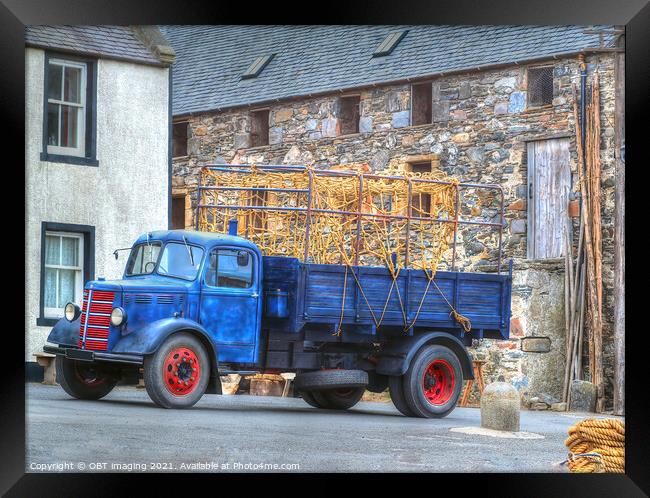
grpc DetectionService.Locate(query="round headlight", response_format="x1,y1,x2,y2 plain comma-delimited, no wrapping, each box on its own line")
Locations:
64,302,80,322
110,307,127,327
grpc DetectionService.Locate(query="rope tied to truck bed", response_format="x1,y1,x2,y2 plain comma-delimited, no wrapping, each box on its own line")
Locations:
402,270,472,333
562,418,625,473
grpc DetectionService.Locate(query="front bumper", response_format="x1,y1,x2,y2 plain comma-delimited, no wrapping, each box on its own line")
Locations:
43,344,143,365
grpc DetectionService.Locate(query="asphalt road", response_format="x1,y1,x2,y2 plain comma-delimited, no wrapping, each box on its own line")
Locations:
26,383,621,473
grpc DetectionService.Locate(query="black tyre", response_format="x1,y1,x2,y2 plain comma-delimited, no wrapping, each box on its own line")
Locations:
388,375,416,417
294,369,368,391
144,332,210,409
300,390,322,408
55,356,118,400
402,344,463,418
312,387,365,410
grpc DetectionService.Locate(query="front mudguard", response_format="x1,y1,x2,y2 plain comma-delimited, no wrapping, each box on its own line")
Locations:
376,331,474,380
46,318,80,347
114,318,222,394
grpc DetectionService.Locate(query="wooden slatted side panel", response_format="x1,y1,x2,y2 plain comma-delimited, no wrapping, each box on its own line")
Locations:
527,138,572,259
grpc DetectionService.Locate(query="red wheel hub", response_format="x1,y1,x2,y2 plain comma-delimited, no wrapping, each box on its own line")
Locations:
163,347,201,395
422,359,455,405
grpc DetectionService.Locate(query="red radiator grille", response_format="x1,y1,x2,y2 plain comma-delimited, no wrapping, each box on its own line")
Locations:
78,290,115,351
89,301,113,313
92,290,115,302
84,339,109,350
85,327,110,339
86,314,111,326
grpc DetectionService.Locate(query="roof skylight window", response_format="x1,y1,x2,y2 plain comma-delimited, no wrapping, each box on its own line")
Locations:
241,54,275,79
373,30,408,57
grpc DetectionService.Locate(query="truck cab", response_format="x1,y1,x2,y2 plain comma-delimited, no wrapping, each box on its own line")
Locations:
45,230,263,408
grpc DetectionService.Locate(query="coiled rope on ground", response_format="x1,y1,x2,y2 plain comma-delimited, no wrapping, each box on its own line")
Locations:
564,418,625,473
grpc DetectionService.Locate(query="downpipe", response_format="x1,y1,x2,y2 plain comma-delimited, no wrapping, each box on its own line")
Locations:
579,54,587,160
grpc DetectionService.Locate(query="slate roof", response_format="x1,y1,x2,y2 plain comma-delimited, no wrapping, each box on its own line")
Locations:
25,25,164,66
159,25,617,117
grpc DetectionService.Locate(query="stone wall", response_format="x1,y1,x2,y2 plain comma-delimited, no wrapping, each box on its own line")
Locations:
173,53,619,408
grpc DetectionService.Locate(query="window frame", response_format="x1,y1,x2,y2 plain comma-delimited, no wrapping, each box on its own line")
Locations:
40,52,98,167
204,248,256,290
42,231,84,318
172,120,189,158
46,58,87,158
407,160,434,216
526,65,554,109
410,82,433,126
38,222,95,327
337,95,361,136
250,109,270,147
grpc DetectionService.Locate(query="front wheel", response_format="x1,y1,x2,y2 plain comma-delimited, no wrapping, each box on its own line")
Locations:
55,356,118,400
144,332,209,409
402,344,463,418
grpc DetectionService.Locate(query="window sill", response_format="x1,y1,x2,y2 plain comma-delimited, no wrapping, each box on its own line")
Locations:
407,122,435,130
334,132,361,139
37,317,60,327
40,152,99,167
524,104,553,113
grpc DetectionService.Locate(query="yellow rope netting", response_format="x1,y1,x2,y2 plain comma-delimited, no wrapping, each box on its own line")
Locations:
198,164,458,269
198,164,471,332
564,418,625,473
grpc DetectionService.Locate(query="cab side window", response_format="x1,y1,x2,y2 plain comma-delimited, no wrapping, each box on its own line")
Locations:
205,249,253,289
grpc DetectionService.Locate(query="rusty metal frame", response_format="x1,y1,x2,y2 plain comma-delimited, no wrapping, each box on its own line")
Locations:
198,163,506,274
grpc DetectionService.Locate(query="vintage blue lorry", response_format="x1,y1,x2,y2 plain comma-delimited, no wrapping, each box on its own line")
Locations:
44,165,512,418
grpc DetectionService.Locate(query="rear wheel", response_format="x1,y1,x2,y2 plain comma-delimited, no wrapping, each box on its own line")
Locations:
312,387,365,410
402,344,463,418
388,375,415,417
55,356,118,400
144,333,209,409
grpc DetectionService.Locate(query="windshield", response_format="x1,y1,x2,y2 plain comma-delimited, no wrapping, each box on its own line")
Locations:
157,242,204,280
125,242,162,276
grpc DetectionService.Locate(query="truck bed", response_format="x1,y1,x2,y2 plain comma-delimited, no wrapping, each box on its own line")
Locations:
262,256,512,340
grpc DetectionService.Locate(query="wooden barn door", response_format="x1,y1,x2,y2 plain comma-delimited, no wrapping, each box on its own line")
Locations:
527,138,572,259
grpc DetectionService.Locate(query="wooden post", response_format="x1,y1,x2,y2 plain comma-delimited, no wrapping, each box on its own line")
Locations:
573,83,602,409
613,32,625,415
590,74,605,413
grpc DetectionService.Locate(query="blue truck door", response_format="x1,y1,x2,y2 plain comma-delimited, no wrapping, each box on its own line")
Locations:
199,247,261,364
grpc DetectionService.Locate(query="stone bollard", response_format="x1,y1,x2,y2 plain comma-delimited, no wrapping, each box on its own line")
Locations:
569,380,597,412
480,381,520,432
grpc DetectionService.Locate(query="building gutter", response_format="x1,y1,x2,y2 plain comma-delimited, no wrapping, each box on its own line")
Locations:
171,47,622,119
24,43,167,68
